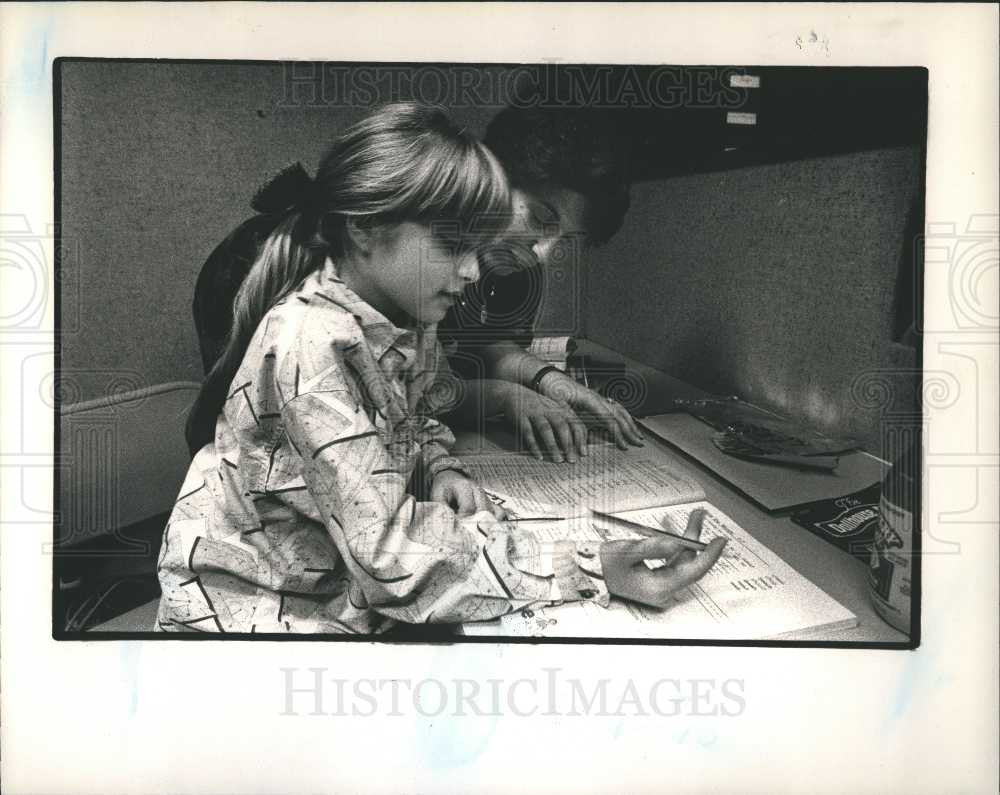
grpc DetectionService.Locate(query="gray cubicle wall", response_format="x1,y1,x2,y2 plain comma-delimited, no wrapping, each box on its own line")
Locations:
58,60,504,404
581,146,923,454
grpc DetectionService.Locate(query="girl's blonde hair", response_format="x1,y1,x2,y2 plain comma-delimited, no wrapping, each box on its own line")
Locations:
187,102,512,453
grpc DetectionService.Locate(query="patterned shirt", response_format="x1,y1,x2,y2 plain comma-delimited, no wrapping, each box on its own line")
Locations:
156,259,608,634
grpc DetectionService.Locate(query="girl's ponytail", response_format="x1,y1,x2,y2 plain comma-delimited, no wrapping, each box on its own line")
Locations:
250,162,321,216
185,166,326,454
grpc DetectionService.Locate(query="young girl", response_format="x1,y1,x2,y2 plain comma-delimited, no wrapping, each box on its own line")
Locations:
157,103,724,634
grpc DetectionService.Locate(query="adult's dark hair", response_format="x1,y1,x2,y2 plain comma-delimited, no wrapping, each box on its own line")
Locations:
484,106,631,246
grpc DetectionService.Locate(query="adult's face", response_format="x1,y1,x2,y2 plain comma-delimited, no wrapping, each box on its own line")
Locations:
509,186,589,268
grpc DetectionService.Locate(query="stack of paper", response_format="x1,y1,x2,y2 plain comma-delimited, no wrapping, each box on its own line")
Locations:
461,441,858,640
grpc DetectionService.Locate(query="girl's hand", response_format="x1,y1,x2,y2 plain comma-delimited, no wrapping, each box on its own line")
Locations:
430,469,507,519
537,370,645,451
599,510,726,609
499,383,589,463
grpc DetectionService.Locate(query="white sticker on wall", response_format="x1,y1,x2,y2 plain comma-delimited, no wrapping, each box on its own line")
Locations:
730,74,761,88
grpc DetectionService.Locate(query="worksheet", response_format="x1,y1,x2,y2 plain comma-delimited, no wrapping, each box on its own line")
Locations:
464,501,859,640
462,441,705,519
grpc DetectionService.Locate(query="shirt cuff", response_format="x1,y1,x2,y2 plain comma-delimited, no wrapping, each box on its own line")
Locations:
423,446,470,482
507,530,610,609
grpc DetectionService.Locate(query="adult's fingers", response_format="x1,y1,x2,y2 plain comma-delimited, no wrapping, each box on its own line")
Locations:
548,412,579,463
597,401,629,449
516,413,543,460
547,399,588,460
611,403,645,446
566,408,589,458
531,414,564,463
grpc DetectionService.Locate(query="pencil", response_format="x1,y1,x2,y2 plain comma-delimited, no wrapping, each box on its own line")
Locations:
506,516,566,522
590,509,709,551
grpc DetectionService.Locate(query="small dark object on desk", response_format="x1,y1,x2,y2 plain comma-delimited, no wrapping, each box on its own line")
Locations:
790,482,881,561
713,431,841,472
677,396,858,456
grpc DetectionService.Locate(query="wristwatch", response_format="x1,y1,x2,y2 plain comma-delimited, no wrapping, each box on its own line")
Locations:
529,365,561,393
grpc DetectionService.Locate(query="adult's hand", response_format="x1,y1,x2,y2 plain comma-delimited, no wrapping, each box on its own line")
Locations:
498,383,589,463
537,370,645,451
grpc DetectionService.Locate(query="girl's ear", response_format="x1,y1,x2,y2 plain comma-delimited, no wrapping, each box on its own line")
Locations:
344,217,376,256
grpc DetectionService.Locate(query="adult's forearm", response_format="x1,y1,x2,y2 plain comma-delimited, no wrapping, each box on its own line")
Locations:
480,340,550,387
443,378,517,427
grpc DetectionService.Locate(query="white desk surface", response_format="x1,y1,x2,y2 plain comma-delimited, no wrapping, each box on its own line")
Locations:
453,340,909,645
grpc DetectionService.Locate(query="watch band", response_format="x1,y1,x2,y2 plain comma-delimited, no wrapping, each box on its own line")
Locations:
529,365,561,393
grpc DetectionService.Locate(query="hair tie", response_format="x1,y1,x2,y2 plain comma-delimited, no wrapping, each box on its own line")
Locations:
251,162,321,216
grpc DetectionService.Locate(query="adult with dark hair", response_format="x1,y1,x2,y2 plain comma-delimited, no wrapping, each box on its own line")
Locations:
438,105,644,463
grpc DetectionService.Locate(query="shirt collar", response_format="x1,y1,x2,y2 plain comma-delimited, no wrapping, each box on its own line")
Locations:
315,258,419,366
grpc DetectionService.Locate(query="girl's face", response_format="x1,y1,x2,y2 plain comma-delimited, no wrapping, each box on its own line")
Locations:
350,221,480,326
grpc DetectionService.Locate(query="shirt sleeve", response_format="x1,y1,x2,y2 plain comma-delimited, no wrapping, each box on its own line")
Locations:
412,334,470,482
281,384,609,625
